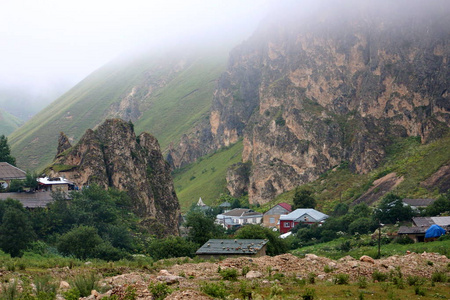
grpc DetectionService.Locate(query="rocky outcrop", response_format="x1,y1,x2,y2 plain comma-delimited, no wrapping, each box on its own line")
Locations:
47,119,180,237
55,132,72,158
168,0,450,204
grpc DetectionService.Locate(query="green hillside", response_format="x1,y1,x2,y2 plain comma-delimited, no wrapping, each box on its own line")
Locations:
173,140,243,212
0,108,23,136
9,46,228,171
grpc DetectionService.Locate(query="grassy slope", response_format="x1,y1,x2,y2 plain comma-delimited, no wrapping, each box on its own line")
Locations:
173,141,243,212
9,49,227,171
259,134,450,214
0,109,23,136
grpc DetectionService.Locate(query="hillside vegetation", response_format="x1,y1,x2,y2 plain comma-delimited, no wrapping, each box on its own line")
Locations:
9,46,228,171
173,141,243,211
0,108,23,136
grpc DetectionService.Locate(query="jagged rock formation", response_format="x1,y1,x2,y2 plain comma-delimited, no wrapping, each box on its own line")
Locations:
47,119,180,237
55,132,72,158
168,0,450,204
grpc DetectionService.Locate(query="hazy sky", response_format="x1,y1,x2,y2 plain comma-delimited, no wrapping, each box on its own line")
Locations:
0,0,270,93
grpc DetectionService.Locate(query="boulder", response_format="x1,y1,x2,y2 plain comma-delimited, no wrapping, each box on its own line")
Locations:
359,255,375,264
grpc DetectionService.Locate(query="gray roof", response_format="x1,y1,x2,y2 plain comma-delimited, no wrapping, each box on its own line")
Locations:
397,226,427,234
413,216,450,228
0,162,26,180
219,201,231,207
279,208,329,222
220,208,262,217
0,192,54,208
196,239,268,255
403,198,436,207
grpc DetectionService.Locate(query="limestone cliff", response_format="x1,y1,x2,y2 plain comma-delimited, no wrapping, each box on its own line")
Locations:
48,119,180,237
168,0,450,204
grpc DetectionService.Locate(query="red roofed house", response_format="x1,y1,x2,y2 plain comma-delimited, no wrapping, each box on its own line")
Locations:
263,202,292,229
279,208,329,234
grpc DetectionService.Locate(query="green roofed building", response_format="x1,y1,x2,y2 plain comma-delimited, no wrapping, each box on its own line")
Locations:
196,239,268,259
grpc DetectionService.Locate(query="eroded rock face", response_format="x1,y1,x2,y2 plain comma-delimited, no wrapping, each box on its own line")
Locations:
168,1,450,204
47,119,180,237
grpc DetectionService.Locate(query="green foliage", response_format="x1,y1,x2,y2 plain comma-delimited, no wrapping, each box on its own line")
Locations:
0,109,23,136
373,193,414,224
292,188,316,209
302,287,315,300
424,193,450,216
57,226,103,260
34,275,57,300
0,279,19,300
24,171,39,190
200,282,226,299
431,272,447,283
63,288,80,300
0,205,35,257
333,273,350,285
71,273,99,297
234,224,289,256
146,236,198,260
0,135,16,165
173,141,243,211
372,270,388,282
184,210,225,245
358,276,368,288
307,273,316,284
219,268,238,281
148,282,172,300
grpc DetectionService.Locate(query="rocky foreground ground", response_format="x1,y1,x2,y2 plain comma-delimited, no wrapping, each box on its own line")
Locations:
86,251,449,299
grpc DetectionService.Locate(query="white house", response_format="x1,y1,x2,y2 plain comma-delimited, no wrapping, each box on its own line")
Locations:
216,208,263,229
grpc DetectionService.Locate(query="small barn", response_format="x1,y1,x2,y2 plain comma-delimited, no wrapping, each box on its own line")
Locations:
196,239,268,259
263,202,292,229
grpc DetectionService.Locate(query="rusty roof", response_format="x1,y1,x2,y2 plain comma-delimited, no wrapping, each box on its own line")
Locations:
0,162,26,180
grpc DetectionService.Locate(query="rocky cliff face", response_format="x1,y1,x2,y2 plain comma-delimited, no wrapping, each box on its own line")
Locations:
168,0,450,204
48,119,180,237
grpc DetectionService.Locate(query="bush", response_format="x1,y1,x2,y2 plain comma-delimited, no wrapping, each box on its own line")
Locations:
394,235,414,244
333,273,349,285
372,270,388,282
307,273,316,284
219,268,238,281
241,266,250,276
407,275,425,286
302,288,315,300
148,282,172,300
147,236,198,260
200,282,226,299
57,226,103,260
357,276,368,288
34,275,58,300
71,273,99,297
431,272,447,283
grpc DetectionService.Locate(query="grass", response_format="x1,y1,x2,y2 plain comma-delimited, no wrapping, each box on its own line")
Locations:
0,108,23,136
9,46,228,172
173,141,243,212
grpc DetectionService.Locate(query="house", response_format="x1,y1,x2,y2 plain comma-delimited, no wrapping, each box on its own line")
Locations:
279,208,329,234
0,162,26,189
397,216,450,242
38,177,75,192
402,198,436,211
216,208,263,229
263,202,292,229
195,197,210,211
196,239,268,259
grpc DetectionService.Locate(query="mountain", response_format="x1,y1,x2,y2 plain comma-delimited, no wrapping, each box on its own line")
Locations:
9,44,229,171
168,0,450,204
0,108,23,136
45,119,180,237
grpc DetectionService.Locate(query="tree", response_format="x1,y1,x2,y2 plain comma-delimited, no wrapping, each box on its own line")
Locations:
235,224,289,256
0,135,16,165
0,207,35,257
424,193,450,216
147,236,198,260
292,188,316,209
57,225,103,260
184,211,225,245
373,193,414,224
24,171,39,191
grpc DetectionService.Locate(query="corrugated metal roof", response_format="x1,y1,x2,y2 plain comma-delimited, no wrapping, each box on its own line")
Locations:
431,216,450,227
397,226,426,234
38,177,74,185
196,239,268,255
0,162,26,180
0,192,54,208
220,208,262,217
413,216,450,228
279,208,328,222
278,202,292,212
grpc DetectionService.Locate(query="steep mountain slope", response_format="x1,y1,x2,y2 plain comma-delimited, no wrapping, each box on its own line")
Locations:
45,119,180,237
9,45,229,171
0,108,23,136
168,0,450,204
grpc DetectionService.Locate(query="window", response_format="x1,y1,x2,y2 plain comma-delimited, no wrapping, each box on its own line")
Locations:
269,217,275,224
284,222,290,228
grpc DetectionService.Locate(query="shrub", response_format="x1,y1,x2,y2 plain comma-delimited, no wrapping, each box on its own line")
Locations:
241,265,250,276
71,273,99,297
392,276,405,289
431,272,447,283
394,236,414,245
219,268,238,281
200,282,226,299
407,275,425,286
357,276,368,288
63,288,80,300
414,286,425,296
0,279,19,300
148,282,172,300
307,273,316,284
333,273,349,285
34,275,58,300
302,288,315,300
147,236,198,260
372,270,388,282
270,284,284,297
57,226,103,260
239,281,252,300
323,265,333,273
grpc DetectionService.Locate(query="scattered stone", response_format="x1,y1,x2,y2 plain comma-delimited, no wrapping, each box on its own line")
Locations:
59,281,70,289
246,271,263,279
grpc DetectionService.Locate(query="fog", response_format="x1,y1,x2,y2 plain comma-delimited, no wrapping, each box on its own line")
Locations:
0,0,270,117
